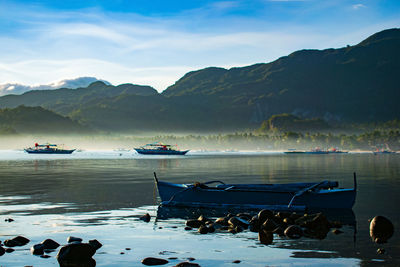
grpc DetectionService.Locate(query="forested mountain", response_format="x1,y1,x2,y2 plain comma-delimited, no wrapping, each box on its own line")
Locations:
0,106,90,134
0,28,398,133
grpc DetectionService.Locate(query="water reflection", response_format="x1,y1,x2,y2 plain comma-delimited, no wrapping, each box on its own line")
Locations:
0,152,399,266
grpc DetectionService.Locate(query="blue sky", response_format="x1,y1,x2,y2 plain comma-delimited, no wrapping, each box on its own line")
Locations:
0,0,399,92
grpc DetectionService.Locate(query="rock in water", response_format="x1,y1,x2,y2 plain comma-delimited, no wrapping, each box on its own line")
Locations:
370,216,394,243
174,262,200,267
67,236,83,243
41,239,60,250
0,246,5,256
140,213,151,222
57,242,96,266
258,230,273,245
141,257,169,265
4,236,30,247
186,219,203,228
88,239,102,250
31,244,45,255
284,225,303,239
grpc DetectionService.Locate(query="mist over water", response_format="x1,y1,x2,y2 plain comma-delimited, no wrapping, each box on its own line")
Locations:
0,151,399,266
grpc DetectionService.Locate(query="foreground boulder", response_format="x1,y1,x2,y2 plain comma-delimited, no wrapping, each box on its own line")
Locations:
174,262,201,267
57,242,97,267
31,244,45,255
370,216,394,244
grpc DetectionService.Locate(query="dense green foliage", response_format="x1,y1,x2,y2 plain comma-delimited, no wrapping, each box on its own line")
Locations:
0,29,398,133
0,106,90,134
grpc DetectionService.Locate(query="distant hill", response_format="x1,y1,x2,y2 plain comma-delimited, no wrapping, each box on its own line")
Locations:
0,106,90,134
0,81,158,115
259,113,330,133
0,28,399,133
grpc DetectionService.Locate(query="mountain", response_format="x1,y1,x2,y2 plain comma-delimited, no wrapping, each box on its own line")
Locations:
0,77,110,96
0,81,158,115
0,28,399,133
163,28,400,123
0,106,90,134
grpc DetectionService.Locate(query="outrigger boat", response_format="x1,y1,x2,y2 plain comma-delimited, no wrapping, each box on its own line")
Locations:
154,172,357,211
24,143,75,154
135,142,189,155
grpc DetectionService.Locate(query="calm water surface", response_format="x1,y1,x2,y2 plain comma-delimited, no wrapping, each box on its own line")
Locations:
0,151,399,266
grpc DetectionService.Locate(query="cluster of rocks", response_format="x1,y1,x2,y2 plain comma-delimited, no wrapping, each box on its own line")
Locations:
184,210,345,244
0,234,102,267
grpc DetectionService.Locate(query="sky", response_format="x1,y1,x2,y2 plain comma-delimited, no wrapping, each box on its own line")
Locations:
0,0,399,93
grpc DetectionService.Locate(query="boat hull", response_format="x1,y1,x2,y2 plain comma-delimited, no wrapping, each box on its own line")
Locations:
157,181,356,210
135,149,189,155
24,149,75,154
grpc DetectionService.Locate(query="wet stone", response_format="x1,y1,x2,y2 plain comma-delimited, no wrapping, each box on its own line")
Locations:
232,260,241,263
67,236,83,243
198,225,208,234
184,226,193,231
141,257,169,265
41,239,60,250
186,219,203,228
370,216,394,244
377,248,386,254
284,225,303,239
4,236,30,247
40,254,51,258
5,248,14,253
140,213,151,223
258,230,273,245
31,244,45,255
88,239,102,250
174,262,201,267
56,242,96,263
332,229,344,235
0,246,5,256
258,209,274,224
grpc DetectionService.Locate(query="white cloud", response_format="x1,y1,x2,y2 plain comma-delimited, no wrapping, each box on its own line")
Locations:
352,4,366,10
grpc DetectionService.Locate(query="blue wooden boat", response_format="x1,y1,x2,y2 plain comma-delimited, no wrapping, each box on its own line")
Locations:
154,173,357,211
135,142,189,155
24,143,75,154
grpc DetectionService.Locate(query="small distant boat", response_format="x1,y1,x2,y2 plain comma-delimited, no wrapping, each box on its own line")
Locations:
373,149,396,155
284,149,306,154
328,147,349,154
154,172,357,211
134,142,189,155
24,143,75,154
305,147,329,154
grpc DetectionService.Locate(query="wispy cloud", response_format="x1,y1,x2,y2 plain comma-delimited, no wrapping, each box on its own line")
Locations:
352,3,366,10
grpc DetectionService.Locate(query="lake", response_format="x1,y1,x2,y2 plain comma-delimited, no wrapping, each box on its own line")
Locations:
0,150,399,266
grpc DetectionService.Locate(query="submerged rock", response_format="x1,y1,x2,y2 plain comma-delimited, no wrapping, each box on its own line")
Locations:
174,262,200,267
140,213,151,223
370,216,394,244
141,257,169,265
